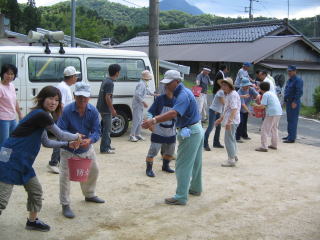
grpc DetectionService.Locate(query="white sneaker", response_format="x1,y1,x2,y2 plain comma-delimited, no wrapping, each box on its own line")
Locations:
221,159,236,167
136,135,145,141
47,164,60,174
129,136,138,142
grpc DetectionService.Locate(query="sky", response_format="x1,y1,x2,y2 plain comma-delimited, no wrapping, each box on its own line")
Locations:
17,0,320,19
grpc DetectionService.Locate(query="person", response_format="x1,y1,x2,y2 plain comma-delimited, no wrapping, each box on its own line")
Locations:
196,67,213,122
234,62,251,90
253,82,282,152
212,65,228,96
283,65,303,143
258,70,277,95
215,77,241,167
97,64,121,154
142,70,203,206
48,66,80,174
204,79,225,151
145,87,176,177
58,82,104,219
129,70,156,142
0,64,23,148
0,86,81,232
236,78,258,143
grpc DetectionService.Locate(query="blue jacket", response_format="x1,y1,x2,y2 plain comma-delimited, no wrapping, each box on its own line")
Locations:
284,75,303,104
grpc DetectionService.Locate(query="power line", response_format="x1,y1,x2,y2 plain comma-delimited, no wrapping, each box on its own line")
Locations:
117,0,144,8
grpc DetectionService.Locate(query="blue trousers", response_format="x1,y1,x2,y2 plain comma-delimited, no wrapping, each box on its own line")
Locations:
0,119,17,148
100,113,112,152
236,112,249,140
174,123,203,204
204,109,221,147
286,102,300,141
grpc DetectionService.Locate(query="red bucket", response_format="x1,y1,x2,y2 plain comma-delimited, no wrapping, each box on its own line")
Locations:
253,107,265,118
68,157,92,182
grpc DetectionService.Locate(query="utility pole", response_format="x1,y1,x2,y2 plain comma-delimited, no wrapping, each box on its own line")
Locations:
149,0,160,89
71,0,76,47
314,16,319,37
249,0,253,21
287,0,289,19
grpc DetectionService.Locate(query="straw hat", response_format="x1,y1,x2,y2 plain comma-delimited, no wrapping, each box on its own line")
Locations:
220,77,234,90
141,70,153,80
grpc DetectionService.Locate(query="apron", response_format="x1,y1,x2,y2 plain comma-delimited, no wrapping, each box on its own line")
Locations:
0,109,45,185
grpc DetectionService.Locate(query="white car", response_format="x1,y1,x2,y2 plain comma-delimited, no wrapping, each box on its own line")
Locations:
0,46,155,137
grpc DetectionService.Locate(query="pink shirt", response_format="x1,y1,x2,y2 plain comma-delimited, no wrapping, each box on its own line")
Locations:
0,82,17,120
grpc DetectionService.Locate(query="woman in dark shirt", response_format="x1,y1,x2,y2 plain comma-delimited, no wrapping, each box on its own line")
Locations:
0,86,81,232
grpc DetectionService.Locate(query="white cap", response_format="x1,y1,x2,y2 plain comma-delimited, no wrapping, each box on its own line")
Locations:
160,70,183,84
74,82,91,97
203,67,211,72
64,66,81,77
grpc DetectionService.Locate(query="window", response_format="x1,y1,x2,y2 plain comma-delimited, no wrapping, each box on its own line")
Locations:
28,56,81,82
87,58,146,82
0,54,16,68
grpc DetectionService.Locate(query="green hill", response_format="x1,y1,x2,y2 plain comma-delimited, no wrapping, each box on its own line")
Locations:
26,0,319,43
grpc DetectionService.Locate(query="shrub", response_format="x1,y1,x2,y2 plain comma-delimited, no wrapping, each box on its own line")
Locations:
313,86,320,112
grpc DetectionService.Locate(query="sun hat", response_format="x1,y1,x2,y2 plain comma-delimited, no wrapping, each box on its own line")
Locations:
240,77,252,87
141,70,153,80
160,70,183,84
64,66,81,77
220,77,234,90
74,82,91,97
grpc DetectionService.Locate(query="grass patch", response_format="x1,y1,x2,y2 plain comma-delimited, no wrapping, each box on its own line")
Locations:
300,105,320,120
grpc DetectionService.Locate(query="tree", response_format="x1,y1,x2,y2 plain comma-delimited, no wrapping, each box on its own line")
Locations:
22,0,41,33
0,0,22,31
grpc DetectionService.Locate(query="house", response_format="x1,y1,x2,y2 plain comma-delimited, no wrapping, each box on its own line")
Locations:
116,19,320,106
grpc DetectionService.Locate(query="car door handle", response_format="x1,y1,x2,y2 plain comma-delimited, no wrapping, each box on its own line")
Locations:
32,88,37,96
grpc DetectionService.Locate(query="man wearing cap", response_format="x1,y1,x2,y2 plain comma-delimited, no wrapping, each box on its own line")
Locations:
235,62,252,91
97,64,121,154
196,67,213,122
47,66,80,174
283,65,303,143
58,82,104,219
129,70,156,142
236,78,258,143
142,70,203,206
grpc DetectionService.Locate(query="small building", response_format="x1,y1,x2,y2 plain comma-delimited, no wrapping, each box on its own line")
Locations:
116,19,320,106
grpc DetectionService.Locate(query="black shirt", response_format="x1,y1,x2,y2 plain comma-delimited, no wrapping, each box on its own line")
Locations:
96,77,114,113
11,111,54,138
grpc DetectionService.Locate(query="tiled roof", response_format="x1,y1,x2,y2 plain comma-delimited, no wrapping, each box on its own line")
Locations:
119,19,288,47
310,38,320,49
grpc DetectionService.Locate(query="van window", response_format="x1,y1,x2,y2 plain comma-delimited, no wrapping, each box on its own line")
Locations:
0,54,16,67
87,58,146,82
28,56,81,82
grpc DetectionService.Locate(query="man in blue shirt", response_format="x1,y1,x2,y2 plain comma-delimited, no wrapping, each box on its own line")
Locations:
58,82,104,219
142,70,203,206
283,65,303,143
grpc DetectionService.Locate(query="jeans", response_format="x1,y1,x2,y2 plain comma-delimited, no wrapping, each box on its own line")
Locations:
49,148,60,166
204,109,221,147
100,113,112,152
225,124,238,160
236,112,249,140
0,119,17,148
286,102,300,141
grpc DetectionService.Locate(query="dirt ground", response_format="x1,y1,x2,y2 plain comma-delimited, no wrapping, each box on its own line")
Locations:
0,129,319,240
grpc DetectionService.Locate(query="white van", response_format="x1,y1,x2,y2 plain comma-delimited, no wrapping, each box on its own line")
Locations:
0,46,155,137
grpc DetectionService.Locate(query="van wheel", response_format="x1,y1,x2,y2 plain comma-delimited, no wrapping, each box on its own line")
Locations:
111,110,129,137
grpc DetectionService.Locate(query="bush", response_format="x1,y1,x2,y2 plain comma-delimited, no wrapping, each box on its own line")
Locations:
313,86,320,112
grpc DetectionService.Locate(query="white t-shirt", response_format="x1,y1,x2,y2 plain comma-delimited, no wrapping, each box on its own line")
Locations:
209,89,224,113
222,90,241,126
56,81,73,106
264,75,277,96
